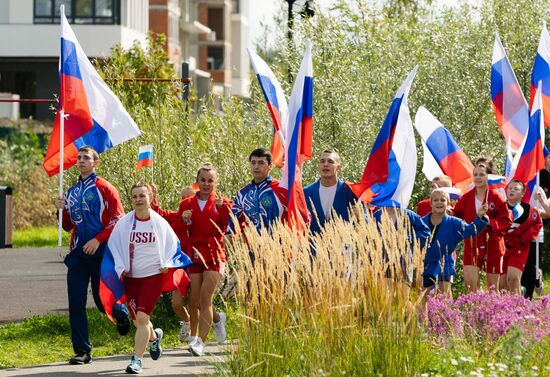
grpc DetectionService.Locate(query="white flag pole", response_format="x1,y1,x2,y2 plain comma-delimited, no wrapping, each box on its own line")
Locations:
536,172,541,276
57,4,65,247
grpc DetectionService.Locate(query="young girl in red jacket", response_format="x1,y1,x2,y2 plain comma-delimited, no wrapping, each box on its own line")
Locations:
452,164,512,292
179,164,231,356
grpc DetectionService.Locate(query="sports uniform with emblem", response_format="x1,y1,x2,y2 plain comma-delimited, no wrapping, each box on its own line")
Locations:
452,165,512,291
230,148,288,233
56,146,124,365
501,180,543,294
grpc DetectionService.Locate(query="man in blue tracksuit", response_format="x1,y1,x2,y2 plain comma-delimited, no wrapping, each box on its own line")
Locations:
55,146,125,364
304,150,358,235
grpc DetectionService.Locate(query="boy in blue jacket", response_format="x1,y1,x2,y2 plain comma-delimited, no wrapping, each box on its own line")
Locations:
422,189,489,296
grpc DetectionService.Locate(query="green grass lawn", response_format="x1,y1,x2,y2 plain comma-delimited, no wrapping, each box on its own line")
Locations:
12,226,70,248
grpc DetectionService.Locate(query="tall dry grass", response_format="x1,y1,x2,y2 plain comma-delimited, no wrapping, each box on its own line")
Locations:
223,209,434,376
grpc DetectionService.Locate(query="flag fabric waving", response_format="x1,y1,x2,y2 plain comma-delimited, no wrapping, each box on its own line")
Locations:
248,48,288,168
504,136,514,182
43,9,140,176
491,34,529,152
510,81,546,203
531,26,550,129
350,67,418,208
414,106,474,192
280,41,313,229
135,145,153,172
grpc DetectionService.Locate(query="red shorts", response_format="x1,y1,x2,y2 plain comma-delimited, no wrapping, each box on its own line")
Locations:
463,246,503,274
187,260,225,275
502,248,529,273
463,246,486,269
123,273,164,320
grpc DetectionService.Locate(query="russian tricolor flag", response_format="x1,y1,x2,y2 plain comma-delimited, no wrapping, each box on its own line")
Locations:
43,7,140,177
414,106,474,192
531,26,550,129
135,145,153,172
487,174,507,189
350,67,418,208
248,48,288,168
280,41,313,229
510,81,546,202
491,34,530,152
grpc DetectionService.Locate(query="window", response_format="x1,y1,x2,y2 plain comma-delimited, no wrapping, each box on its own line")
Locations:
207,46,224,71
34,0,120,24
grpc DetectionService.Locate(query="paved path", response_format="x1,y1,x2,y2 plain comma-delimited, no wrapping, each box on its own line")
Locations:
0,247,98,322
0,344,227,376
0,248,230,375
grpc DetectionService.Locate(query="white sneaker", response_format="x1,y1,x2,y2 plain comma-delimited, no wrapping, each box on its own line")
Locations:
187,336,197,351
179,321,191,342
213,312,227,344
189,337,205,356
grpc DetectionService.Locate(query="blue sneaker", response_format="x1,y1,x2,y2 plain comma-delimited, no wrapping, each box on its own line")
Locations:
149,328,163,360
125,354,142,374
113,304,130,336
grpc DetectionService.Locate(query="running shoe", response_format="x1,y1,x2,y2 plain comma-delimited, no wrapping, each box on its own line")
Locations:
149,328,163,360
213,312,227,344
189,337,205,356
69,350,92,365
125,354,142,374
179,320,191,342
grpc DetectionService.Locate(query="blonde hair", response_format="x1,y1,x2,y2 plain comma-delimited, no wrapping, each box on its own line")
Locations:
430,188,450,203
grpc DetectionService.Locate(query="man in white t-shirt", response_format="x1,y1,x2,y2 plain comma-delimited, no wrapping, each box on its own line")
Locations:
304,150,358,234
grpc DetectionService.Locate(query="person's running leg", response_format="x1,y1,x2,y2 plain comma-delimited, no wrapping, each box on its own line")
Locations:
89,257,105,313
463,265,480,292
198,270,222,341
66,254,92,360
189,273,203,339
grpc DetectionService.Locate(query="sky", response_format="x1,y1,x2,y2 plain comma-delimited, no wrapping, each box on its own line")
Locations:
247,0,477,49
248,0,333,49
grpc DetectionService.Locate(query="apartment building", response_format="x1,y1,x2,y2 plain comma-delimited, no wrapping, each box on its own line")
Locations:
0,0,249,121
0,0,149,120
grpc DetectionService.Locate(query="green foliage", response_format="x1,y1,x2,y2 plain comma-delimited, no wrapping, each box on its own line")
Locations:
0,132,57,229
12,226,70,248
251,0,550,205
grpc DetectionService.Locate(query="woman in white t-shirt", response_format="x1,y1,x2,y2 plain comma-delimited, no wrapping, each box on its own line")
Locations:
105,183,192,374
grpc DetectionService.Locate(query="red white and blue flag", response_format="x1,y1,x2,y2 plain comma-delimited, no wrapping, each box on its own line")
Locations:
487,174,507,189
504,136,514,182
99,210,192,322
491,34,529,152
135,145,153,172
248,48,288,168
351,67,418,208
510,81,546,202
531,26,550,129
280,42,313,229
414,106,474,193
43,8,140,176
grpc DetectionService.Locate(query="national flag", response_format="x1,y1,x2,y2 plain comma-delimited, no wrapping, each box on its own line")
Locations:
248,48,288,168
135,145,153,172
280,41,313,229
531,26,550,129
350,67,418,208
510,81,546,202
504,136,514,182
437,186,462,201
487,174,506,189
43,8,140,176
414,106,474,192
491,34,529,152
99,210,192,322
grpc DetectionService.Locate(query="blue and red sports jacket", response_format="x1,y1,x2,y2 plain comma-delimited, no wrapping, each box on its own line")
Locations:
230,176,288,233
62,172,124,258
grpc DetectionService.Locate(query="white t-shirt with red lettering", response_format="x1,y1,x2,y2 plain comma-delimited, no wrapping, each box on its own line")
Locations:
128,216,161,278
